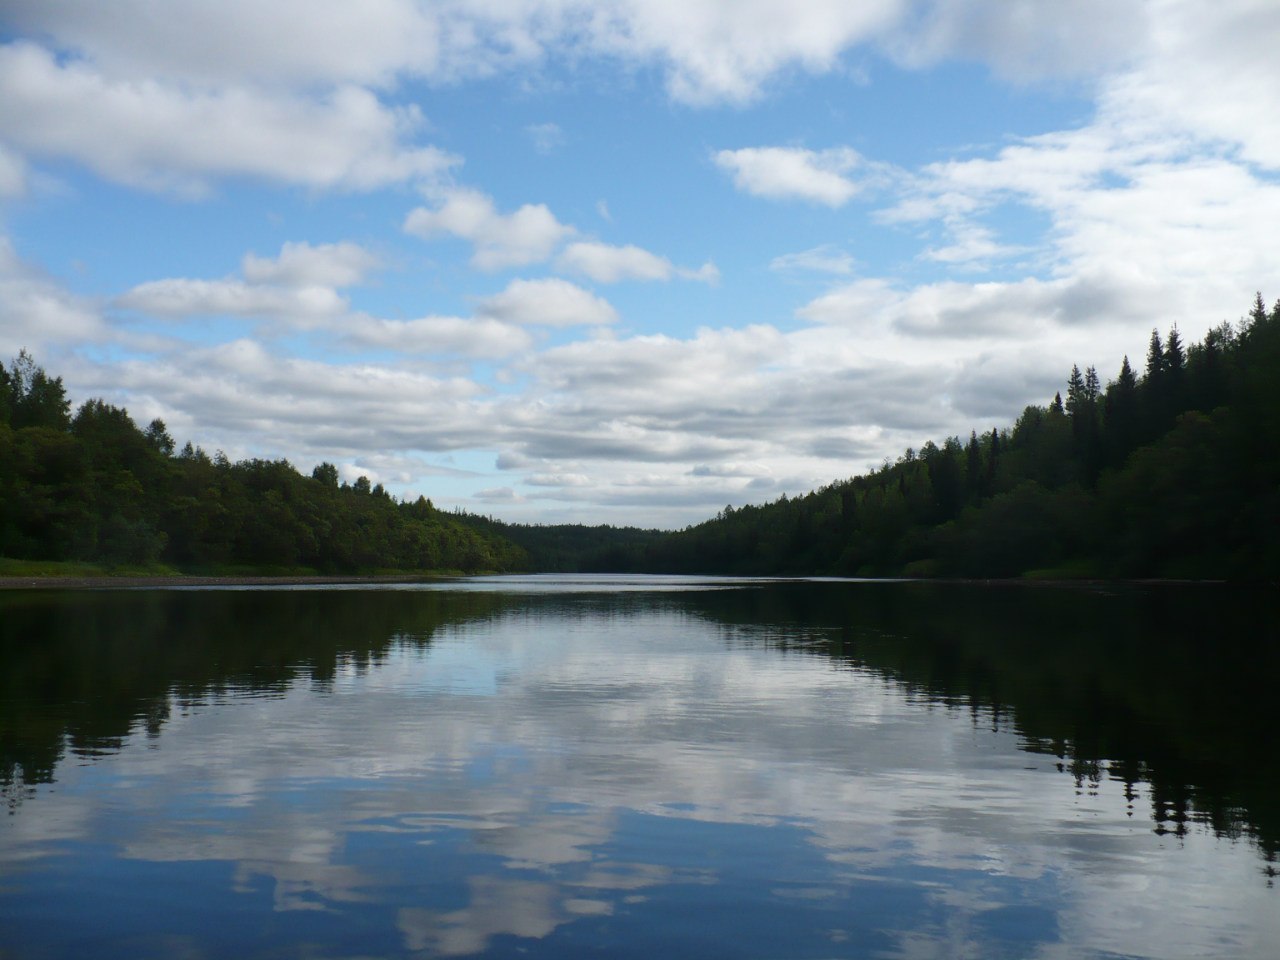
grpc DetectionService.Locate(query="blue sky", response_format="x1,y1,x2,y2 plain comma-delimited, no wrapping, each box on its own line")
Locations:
2,1,1278,526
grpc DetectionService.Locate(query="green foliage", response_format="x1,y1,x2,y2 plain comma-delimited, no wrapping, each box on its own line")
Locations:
5,289,1278,582
601,292,1280,580
0,354,525,575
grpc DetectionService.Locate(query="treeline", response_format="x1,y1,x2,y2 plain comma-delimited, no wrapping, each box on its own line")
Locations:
629,293,1280,579
0,353,525,573
455,516,666,572
5,291,1278,579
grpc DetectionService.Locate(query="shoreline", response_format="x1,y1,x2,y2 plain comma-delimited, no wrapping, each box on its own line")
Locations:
0,572,1241,591
0,573,462,590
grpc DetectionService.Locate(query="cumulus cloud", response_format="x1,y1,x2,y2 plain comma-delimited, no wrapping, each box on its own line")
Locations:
477,278,617,328
714,146,870,206
77,339,495,462
117,241,377,321
0,143,26,197
556,241,718,284
574,0,907,105
496,451,536,471
799,276,1142,339
474,486,524,503
241,241,378,289
118,278,349,320
0,236,109,355
557,242,672,283
343,315,532,358
116,240,538,360
0,42,456,194
2,0,443,88
4,0,906,109
886,0,1147,82
404,188,575,270
1095,1,1280,171
8,0,1280,529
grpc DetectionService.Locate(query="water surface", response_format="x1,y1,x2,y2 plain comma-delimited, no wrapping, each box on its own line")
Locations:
1,577,1277,958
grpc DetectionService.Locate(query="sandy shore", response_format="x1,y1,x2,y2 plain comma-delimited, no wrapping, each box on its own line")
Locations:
0,573,458,590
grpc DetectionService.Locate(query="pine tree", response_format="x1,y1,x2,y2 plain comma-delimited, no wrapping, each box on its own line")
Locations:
1165,326,1185,375
965,430,981,502
1065,365,1085,418
1145,329,1164,384
1249,291,1267,328
1084,366,1100,402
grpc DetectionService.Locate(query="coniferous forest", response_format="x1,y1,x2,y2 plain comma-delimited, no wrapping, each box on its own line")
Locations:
3,292,1279,580
0,353,526,574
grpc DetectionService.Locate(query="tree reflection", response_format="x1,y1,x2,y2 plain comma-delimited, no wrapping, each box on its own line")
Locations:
0,588,512,806
3,579,1277,880
686,580,1280,866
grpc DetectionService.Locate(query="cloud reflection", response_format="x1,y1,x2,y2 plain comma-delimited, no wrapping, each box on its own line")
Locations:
1,584,1277,959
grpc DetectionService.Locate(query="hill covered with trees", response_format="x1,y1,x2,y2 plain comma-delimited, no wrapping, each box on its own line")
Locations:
0,353,525,574
621,293,1280,580
5,292,1278,580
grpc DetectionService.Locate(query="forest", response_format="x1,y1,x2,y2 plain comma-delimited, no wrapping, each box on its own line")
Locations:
617,293,1280,579
462,292,1280,580
3,291,1278,579
0,354,525,574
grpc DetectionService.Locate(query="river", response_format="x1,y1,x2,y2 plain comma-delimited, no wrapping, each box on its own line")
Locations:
1,576,1276,958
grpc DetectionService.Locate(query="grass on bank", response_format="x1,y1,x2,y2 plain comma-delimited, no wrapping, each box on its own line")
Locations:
0,557,498,580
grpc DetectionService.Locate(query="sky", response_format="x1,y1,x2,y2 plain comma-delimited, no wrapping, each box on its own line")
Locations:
1,1,1278,528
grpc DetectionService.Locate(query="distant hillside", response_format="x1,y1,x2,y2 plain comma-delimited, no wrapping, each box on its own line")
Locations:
0,353,525,575
628,293,1280,580
6,292,1278,580
454,515,666,572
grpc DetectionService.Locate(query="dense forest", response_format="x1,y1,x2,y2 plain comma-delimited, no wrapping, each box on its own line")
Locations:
0,353,525,574
3,292,1278,579
616,293,1280,579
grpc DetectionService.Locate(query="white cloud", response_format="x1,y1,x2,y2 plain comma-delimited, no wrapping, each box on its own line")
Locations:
0,236,109,356
2,0,442,88
921,222,1024,267
241,241,378,289
798,276,1141,339
478,278,617,328
769,245,857,275
0,144,26,197
556,241,718,284
474,486,524,503
117,241,378,321
0,42,456,195
714,146,869,206
115,240,537,360
79,340,495,462
557,242,672,283
577,0,908,105
117,278,348,320
887,0,1147,82
4,0,907,110
8,1,1280,529
1095,1,1280,171
344,315,532,358
524,472,592,487
404,188,575,271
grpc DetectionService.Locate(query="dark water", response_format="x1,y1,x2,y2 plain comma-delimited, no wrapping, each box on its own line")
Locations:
1,576,1278,959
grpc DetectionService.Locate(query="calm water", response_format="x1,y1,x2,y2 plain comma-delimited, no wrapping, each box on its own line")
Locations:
1,576,1278,959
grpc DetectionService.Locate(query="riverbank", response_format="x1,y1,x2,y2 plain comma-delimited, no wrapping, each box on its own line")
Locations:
0,573,467,590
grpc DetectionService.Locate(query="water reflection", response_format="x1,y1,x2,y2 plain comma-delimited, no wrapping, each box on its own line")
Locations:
1,580,1277,959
